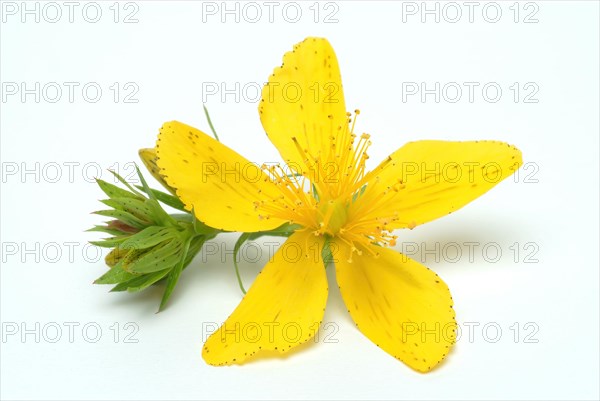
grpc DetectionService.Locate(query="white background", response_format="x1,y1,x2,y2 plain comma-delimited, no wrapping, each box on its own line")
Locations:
1,1,599,400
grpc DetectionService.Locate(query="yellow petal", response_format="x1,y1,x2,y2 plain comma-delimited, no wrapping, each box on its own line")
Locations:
352,140,522,229
202,231,328,365
156,121,286,232
259,37,348,169
332,240,456,372
138,148,176,195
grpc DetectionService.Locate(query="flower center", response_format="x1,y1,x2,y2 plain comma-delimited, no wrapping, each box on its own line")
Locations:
317,198,348,235
254,109,399,259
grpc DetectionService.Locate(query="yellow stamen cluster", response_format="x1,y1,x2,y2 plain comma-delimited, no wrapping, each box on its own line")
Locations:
255,110,403,262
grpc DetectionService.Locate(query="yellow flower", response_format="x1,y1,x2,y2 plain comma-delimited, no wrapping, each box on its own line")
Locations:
155,37,522,372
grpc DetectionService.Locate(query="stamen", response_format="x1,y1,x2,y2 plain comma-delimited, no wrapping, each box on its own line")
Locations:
253,107,404,250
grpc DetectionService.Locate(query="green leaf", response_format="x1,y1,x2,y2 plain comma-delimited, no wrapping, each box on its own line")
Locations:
119,226,176,251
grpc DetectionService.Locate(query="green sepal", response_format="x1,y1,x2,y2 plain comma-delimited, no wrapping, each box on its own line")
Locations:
322,237,334,267
86,225,125,237
352,184,368,203
96,178,144,201
110,269,171,292
90,147,226,309
135,165,157,202
100,197,155,222
158,237,192,312
94,263,138,285
262,222,301,237
105,247,129,267
135,185,186,212
108,170,145,197
89,235,130,248
119,226,177,251
193,216,220,236
127,239,183,274
93,209,148,228
145,198,178,227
